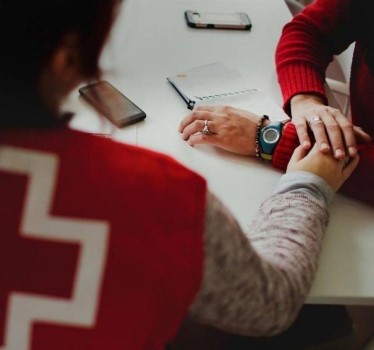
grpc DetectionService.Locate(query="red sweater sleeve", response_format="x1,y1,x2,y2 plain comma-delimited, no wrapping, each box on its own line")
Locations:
275,0,355,112
272,122,299,170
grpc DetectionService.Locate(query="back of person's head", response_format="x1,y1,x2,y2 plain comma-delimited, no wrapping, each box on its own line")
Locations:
350,0,374,75
0,0,118,125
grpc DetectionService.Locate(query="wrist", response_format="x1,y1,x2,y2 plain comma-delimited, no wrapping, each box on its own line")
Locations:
290,93,325,114
259,121,284,161
255,117,288,161
255,115,270,160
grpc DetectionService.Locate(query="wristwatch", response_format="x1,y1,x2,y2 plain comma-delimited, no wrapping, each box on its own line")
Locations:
259,121,284,160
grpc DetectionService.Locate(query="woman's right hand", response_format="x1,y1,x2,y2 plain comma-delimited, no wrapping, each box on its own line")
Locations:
290,94,371,160
287,144,359,192
178,105,262,156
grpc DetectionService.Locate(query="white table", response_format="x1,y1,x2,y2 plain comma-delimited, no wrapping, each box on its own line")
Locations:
68,0,374,305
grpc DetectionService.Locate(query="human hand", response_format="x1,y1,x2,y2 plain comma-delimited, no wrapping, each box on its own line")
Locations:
290,94,371,160
178,105,263,156
287,144,359,192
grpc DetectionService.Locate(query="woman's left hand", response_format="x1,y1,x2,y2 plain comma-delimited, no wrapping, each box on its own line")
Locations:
178,105,262,156
287,144,359,192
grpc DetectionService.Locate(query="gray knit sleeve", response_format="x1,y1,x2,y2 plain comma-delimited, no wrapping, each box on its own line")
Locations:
188,172,332,336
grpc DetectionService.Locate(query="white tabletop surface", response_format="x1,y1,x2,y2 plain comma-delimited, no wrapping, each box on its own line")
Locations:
68,0,374,305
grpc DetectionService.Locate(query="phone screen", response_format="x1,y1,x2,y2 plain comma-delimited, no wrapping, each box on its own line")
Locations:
79,81,146,128
185,11,251,30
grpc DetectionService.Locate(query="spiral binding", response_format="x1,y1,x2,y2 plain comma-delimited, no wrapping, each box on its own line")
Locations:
194,88,258,101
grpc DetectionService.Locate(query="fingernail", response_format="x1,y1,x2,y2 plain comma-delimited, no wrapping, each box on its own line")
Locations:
321,143,330,152
349,147,357,156
302,141,311,149
335,149,344,158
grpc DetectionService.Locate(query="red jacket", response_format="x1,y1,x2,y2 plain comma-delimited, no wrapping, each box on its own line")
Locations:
0,127,206,349
274,0,374,205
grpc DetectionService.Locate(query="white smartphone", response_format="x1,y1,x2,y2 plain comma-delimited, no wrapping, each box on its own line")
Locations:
184,10,252,30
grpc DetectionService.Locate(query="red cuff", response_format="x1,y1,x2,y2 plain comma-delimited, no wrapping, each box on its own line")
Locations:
272,122,300,170
277,62,327,113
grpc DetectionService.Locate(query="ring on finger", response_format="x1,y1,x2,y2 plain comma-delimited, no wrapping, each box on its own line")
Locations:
201,120,211,135
308,116,323,127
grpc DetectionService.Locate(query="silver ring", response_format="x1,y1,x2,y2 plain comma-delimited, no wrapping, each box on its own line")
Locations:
201,120,211,135
308,116,322,127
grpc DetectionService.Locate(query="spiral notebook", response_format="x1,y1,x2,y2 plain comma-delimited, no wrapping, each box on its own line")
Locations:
167,62,288,121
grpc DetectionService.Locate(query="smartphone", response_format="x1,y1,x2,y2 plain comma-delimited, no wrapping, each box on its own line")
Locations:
184,10,251,30
78,81,146,128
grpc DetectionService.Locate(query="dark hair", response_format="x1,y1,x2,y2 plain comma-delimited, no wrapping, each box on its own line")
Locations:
0,0,118,126
350,0,374,75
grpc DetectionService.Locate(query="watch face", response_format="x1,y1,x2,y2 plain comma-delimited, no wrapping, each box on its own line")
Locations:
263,128,280,143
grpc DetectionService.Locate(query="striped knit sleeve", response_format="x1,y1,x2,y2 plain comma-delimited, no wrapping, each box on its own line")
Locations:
277,62,327,113
272,122,299,170
275,0,353,111
189,172,332,336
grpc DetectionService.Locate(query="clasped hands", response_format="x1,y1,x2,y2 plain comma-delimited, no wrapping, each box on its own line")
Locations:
290,94,371,159
178,101,370,191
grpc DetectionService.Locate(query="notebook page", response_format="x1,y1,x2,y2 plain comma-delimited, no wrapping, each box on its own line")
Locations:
168,62,288,121
195,89,288,122
168,63,247,102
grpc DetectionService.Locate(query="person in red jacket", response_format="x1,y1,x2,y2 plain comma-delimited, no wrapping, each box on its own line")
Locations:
180,0,374,205
274,0,374,204
0,0,358,349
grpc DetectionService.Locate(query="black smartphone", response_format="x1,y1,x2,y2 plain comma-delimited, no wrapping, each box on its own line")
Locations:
78,81,146,128
184,10,251,30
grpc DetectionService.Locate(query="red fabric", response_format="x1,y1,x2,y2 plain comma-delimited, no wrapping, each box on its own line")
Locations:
275,0,353,112
0,127,206,349
273,0,374,205
341,144,374,205
272,122,299,170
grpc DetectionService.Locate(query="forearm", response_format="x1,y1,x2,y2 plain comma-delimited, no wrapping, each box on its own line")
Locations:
189,174,332,336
